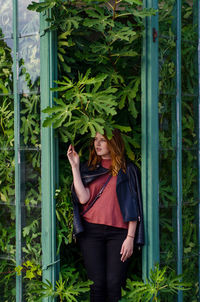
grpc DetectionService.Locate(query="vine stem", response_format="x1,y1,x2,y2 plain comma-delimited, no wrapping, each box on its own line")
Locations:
113,0,117,20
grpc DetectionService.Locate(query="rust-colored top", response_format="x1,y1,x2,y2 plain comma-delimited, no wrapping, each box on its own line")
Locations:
82,159,128,229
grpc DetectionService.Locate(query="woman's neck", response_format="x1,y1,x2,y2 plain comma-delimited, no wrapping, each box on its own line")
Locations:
101,155,111,160
101,158,112,169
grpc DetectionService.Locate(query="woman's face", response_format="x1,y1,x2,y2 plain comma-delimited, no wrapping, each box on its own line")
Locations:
94,133,111,159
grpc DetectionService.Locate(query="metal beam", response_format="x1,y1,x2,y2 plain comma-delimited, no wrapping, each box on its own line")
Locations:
174,2,183,301
197,1,200,301
40,7,58,301
142,0,159,279
13,0,22,300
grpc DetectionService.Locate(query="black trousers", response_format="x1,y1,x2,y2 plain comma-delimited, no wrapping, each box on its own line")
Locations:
78,221,129,302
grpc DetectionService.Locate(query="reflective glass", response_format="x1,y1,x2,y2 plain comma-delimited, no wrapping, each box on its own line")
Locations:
159,96,173,150
0,93,14,207
18,0,39,35
183,255,198,300
20,94,40,148
158,0,179,283
21,150,41,301
159,150,176,268
0,259,16,302
0,39,13,93
0,0,13,38
159,207,176,269
182,98,197,149
182,150,198,204
0,151,15,301
19,36,40,93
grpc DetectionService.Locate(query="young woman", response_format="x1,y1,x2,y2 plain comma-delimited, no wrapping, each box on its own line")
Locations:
67,129,144,302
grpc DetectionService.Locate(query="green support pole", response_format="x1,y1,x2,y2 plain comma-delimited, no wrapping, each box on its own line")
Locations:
175,1,183,301
142,0,159,279
197,1,200,300
40,7,58,301
13,0,22,300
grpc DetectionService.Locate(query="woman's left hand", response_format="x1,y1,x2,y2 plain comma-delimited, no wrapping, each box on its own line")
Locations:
120,237,134,262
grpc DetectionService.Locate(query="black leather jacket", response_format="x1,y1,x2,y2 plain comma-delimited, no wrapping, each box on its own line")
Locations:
71,161,144,248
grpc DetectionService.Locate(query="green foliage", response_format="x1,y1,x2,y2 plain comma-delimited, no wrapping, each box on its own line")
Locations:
0,12,41,302
22,267,92,302
15,260,42,280
158,0,199,300
29,0,152,160
120,264,191,302
0,0,199,301
43,70,118,141
27,0,62,12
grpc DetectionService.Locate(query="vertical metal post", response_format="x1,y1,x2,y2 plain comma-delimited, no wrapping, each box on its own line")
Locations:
197,0,200,300
13,0,22,300
175,1,183,301
142,0,159,279
40,7,58,300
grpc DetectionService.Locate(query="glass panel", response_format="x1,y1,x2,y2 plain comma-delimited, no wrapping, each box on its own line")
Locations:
159,0,176,97
0,148,15,204
0,259,16,302
0,204,15,258
0,0,13,38
18,0,39,36
0,148,15,301
20,94,40,148
182,98,197,150
181,1,198,96
159,2,199,300
21,150,41,301
0,1,15,300
182,204,198,300
159,150,176,268
182,150,198,204
159,96,173,150
0,38,13,94
19,36,40,93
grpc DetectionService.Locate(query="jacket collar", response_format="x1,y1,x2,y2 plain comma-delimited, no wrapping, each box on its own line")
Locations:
117,169,128,186
80,163,109,184
80,162,128,185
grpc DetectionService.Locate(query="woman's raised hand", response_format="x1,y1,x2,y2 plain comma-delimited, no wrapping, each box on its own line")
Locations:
67,144,80,168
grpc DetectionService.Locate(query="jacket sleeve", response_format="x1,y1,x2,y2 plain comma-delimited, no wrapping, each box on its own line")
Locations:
127,163,145,247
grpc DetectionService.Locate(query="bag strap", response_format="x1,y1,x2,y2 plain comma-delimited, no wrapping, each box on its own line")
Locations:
80,174,112,216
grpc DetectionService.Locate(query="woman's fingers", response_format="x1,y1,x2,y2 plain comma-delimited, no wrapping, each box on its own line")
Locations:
67,144,80,168
67,144,72,155
67,144,76,157
120,244,127,262
120,240,133,262
121,250,132,262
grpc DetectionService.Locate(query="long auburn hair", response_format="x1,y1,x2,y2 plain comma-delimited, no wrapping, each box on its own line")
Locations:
88,129,126,176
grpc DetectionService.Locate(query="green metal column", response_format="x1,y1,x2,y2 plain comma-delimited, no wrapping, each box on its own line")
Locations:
142,0,159,279
175,2,183,302
171,1,183,301
40,7,58,301
197,0,200,300
13,0,22,300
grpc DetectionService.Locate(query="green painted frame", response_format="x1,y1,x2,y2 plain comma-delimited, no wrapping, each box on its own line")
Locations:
40,7,59,301
142,0,160,279
13,0,22,300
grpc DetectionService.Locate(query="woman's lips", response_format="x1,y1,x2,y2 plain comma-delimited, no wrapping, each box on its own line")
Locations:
96,148,101,152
